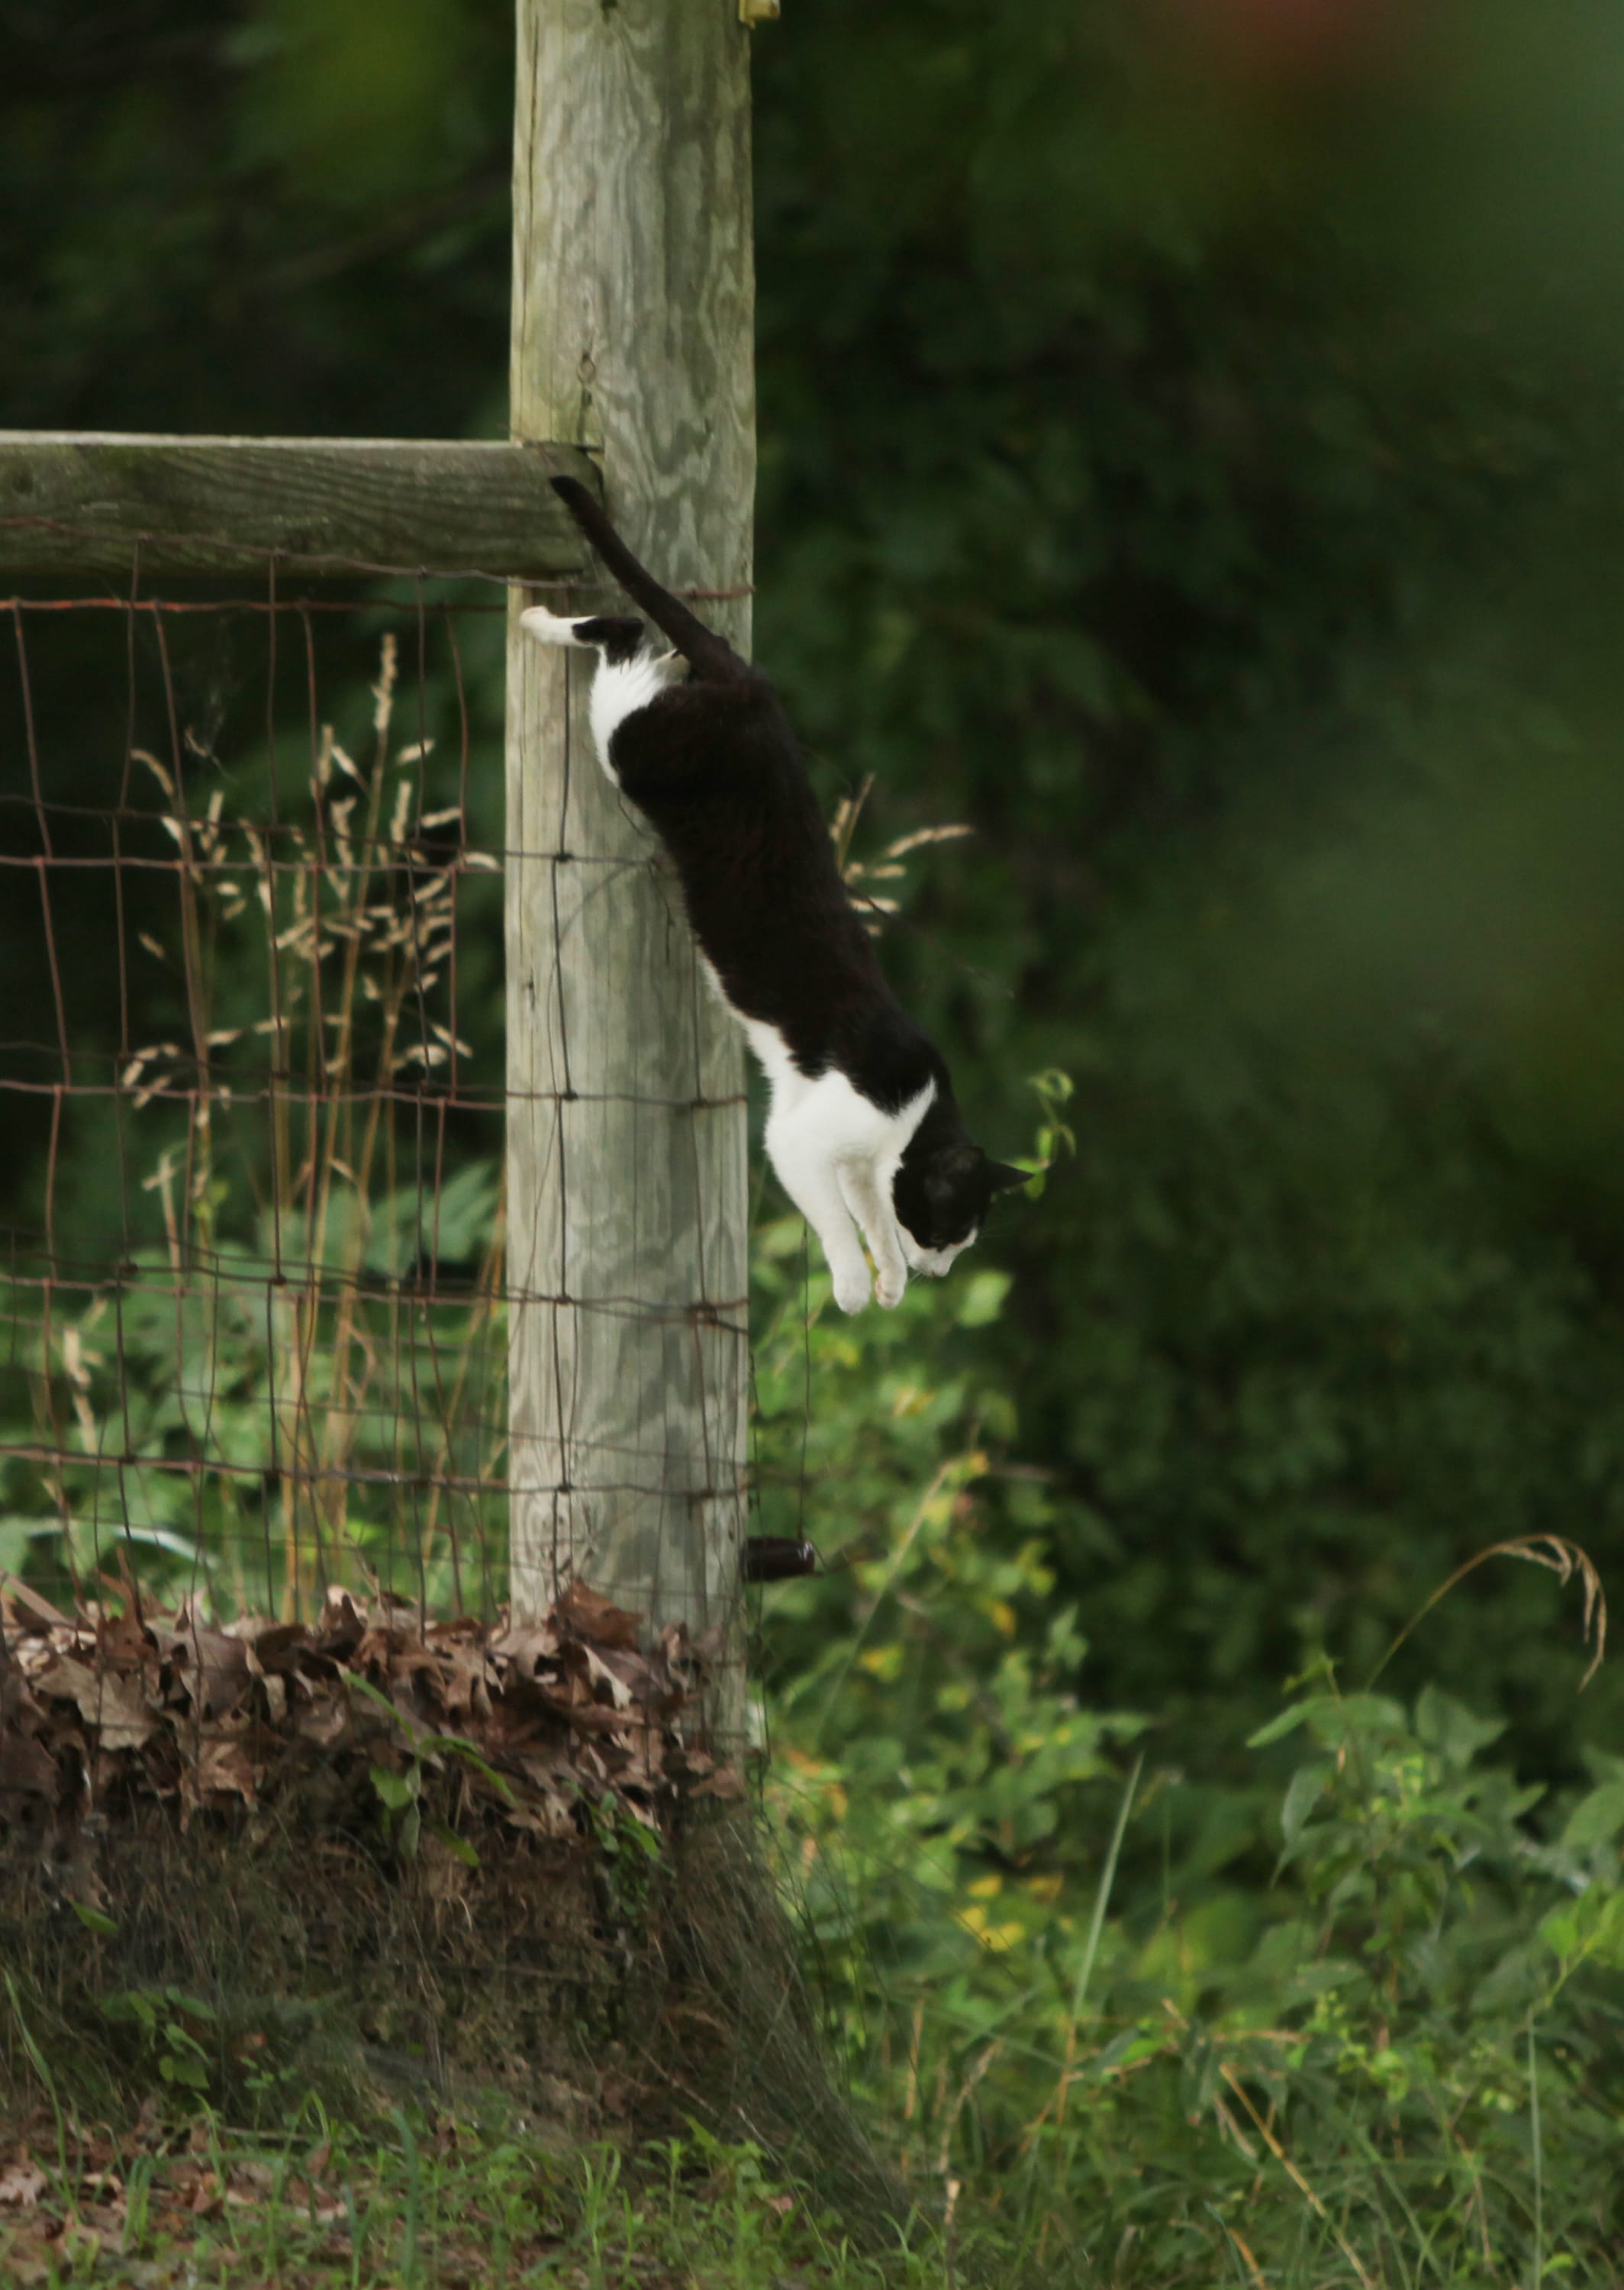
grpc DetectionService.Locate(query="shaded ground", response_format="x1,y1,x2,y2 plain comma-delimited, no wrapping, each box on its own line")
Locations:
0,2107,926,2288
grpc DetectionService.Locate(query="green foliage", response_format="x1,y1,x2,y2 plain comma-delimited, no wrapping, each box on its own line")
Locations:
0,2,512,437
99,1988,217,2098
7,0,1624,1772
753,1252,1624,2280
0,637,507,1617
5,4,1624,2275
750,0,1624,1782
350,1672,514,1869
0,2109,946,2288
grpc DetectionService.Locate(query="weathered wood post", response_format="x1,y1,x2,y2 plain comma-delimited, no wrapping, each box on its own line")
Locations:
504,0,754,1693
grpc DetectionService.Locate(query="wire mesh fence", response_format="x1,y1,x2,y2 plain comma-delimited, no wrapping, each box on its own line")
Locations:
0,542,749,1679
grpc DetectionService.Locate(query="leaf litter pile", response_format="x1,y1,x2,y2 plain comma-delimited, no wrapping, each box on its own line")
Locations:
0,1572,743,1856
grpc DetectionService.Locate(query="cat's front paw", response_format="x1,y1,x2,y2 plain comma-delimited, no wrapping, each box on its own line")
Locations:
873,1263,907,1309
830,1263,872,1314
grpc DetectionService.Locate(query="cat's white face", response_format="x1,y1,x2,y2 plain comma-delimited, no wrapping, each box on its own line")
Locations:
900,1226,978,1279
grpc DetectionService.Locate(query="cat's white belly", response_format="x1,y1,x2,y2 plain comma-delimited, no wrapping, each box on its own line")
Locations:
722,1002,933,1313
696,959,934,1310
730,1005,933,1162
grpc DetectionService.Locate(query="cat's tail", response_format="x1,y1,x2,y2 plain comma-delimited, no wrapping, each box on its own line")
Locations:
549,475,749,684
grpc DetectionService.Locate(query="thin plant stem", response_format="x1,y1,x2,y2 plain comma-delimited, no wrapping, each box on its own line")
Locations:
1054,1750,1142,2137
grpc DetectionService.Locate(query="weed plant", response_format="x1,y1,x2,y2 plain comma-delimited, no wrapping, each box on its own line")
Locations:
0,2106,939,2288
0,635,505,1620
0,647,1618,2281
751,1241,1624,2284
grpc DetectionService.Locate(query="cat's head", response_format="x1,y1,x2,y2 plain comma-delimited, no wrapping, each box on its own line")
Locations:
892,1143,1027,1276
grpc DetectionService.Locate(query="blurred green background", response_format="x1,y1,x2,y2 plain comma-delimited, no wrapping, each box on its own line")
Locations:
5,2,1624,2264
7,0,1619,1764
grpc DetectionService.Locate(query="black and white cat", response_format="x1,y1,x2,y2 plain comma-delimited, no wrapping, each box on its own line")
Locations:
522,476,1025,1313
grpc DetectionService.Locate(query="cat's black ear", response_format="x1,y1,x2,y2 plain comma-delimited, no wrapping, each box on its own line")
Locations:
984,1160,1031,1194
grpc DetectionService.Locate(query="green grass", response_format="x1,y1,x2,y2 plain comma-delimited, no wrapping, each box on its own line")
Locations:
0,2108,946,2289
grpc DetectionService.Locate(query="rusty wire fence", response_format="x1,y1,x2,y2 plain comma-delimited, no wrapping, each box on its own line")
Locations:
0,556,526,1632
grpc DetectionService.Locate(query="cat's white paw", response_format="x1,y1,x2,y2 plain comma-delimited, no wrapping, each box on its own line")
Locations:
519,605,574,643
831,1263,872,1314
873,1263,907,1309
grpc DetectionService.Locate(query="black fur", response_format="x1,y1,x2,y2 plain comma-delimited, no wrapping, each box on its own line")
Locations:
549,476,1026,1252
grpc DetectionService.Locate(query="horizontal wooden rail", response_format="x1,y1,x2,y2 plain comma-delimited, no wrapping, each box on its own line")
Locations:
0,434,598,579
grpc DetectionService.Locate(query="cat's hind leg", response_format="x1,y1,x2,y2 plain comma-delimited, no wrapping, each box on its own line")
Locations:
765,1105,873,1314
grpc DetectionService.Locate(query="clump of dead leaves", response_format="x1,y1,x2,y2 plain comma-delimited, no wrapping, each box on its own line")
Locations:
0,1572,743,1866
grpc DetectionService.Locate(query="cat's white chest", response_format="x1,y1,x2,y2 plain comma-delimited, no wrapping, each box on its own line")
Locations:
740,1014,806,1108
698,956,798,1092
590,650,678,764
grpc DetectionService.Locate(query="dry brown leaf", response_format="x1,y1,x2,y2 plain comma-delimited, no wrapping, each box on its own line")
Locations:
691,1766,747,1801
0,1731,58,1799
617,1734,668,1793
33,1656,156,1752
195,1736,257,1805
569,1643,633,1711
488,1620,559,1673
230,1620,308,1672
436,1645,489,1721
157,1624,250,1718
0,1576,74,1633
504,1798,575,1840
188,2169,223,2218
0,2161,46,2207
426,1615,484,1642
0,1577,740,1850
556,1580,643,1651
294,1698,350,1750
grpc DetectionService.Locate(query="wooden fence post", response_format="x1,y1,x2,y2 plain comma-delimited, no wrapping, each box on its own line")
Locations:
504,0,754,1697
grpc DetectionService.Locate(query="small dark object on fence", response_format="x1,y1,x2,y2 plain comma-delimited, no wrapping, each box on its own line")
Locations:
742,1536,818,1584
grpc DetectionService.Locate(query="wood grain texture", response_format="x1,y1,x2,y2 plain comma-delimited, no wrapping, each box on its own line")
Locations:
0,434,598,577
505,0,753,1684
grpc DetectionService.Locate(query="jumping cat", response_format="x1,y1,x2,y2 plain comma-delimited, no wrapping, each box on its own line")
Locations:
521,476,1026,1314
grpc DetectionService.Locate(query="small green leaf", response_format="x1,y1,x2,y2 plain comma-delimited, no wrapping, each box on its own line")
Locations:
956,1269,1012,1329
370,1765,417,1812
70,1902,119,1938
423,1735,516,1802
622,1813,664,1862
1247,1702,1314,1749
100,1991,153,2030
1561,1779,1624,1854
160,2053,210,2092
430,1821,480,1870
348,1675,409,1727
1279,1759,1332,1851
1415,1684,1505,1769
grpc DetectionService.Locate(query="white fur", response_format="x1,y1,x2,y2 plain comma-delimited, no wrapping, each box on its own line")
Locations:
746,1013,935,1314
520,614,937,1312
903,1227,977,1281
